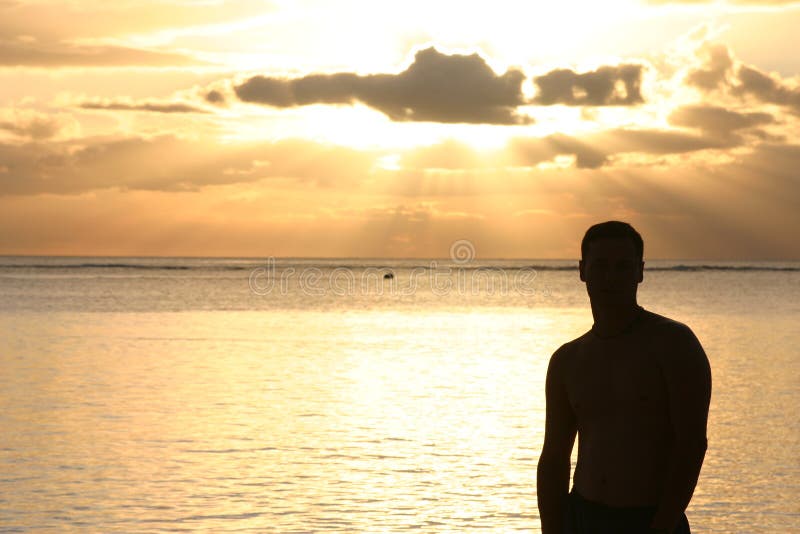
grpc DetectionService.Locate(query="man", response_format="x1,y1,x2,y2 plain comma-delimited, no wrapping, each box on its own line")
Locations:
537,221,711,533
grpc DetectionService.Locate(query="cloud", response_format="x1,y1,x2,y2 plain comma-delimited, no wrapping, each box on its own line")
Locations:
234,47,531,124
601,128,736,154
668,104,774,136
532,64,645,106
0,1,271,44
231,48,652,121
0,118,60,140
0,118,758,198
2,136,799,258
385,122,748,185
509,127,733,169
205,90,226,105
0,136,377,195
687,42,800,115
0,38,205,67
0,109,79,140
686,43,734,90
539,134,609,168
79,100,210,114
0,0,268,66
733,65,800,114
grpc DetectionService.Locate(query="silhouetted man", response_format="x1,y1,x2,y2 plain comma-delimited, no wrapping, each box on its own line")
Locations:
537,221,711,533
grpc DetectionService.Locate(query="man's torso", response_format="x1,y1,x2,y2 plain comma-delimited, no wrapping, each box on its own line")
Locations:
561,310,676,506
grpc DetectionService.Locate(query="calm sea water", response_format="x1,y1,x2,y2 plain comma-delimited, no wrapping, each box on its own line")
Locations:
0,256,798,533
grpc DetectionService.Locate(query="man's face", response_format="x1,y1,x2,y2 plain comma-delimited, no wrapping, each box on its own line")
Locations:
579,237,643,303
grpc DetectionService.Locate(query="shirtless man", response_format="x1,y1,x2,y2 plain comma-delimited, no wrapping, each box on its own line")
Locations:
537,221,711,533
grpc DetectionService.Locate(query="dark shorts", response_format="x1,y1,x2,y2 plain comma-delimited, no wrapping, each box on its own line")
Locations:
565,490,691,534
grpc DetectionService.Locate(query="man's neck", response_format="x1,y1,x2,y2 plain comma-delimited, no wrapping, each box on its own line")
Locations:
590,302,644,338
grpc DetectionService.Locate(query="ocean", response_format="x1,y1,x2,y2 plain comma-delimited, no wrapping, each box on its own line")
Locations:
0,256,798,532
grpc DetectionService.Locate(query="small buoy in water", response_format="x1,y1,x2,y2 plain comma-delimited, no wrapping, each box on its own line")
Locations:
383,273,394,279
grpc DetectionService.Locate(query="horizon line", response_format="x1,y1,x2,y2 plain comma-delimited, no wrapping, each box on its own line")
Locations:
1,254,799,262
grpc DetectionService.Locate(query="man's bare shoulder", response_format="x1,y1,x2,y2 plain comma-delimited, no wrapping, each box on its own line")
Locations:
640,310,707,369
641,310,700,343
550,332,592,369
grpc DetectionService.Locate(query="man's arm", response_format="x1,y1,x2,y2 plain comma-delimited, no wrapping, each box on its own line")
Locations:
537,346,577,534
650,324,712,531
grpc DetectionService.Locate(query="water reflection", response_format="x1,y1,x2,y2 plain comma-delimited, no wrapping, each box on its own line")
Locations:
1,300,798,531
0,309,585,531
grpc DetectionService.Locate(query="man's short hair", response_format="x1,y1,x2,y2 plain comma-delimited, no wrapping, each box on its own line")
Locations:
581,221,644,261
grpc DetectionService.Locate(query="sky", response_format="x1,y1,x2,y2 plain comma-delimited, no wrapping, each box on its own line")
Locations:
1,0,799,259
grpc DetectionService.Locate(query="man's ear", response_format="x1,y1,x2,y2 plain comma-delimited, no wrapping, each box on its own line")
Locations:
579,260,586,282
637,261,644,283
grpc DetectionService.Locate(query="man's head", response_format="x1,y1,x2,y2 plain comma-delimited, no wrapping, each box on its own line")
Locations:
579,221,644,303
581,221,643,263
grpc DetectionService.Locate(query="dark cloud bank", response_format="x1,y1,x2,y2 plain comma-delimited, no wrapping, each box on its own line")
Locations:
233,47,530,124
532,64,643,106
222,47,645,124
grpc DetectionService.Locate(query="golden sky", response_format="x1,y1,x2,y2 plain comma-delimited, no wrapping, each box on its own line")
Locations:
1,0,799,259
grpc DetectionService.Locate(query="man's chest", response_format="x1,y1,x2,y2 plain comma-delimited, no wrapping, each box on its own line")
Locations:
564,340,668,421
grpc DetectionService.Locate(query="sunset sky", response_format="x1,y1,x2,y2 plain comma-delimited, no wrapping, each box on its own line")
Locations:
1,0,799,259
